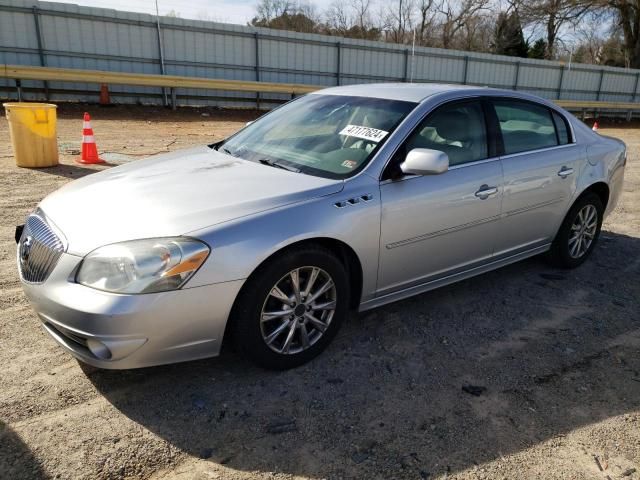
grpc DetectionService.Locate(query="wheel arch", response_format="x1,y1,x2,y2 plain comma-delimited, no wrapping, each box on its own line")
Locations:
245,237,364,309
575,181,610,211
294,238,364,309
223,236,364,347
549,180,608,268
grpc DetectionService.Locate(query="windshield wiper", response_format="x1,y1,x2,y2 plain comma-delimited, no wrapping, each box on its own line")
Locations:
219,146,235,156
259,158,300,173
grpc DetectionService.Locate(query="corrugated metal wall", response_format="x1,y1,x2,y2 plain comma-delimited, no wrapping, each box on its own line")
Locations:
2,0,640,109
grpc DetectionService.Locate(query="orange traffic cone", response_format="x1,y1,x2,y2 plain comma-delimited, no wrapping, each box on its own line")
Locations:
592,121,599,131
78,112,104,164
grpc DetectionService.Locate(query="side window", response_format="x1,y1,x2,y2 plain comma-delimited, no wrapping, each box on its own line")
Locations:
493,100,559,154
404,101,488,167
551,111,570,145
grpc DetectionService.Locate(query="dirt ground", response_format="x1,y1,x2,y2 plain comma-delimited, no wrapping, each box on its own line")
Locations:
0,105,638,480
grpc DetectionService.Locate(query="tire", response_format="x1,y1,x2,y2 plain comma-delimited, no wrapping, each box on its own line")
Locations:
548,192,604,269
230,245,350,370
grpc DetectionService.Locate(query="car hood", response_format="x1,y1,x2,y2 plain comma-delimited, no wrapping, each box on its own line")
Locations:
39,146,343,255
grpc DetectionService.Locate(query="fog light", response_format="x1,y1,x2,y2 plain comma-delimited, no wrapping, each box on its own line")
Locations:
87,339,112,360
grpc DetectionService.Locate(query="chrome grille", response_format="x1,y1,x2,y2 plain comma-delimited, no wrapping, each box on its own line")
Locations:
18,213,65,283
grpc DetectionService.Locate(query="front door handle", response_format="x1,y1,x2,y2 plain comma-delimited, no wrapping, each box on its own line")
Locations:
475,185,498,200
558,166,574,178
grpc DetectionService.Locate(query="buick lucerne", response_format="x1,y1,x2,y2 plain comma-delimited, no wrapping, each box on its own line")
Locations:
16,84,626,370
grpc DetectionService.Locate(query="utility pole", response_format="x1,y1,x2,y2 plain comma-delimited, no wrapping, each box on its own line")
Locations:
410,29,416,83
155,0,168,107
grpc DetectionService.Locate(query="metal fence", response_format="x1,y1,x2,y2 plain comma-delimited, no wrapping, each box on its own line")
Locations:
2,0,640,109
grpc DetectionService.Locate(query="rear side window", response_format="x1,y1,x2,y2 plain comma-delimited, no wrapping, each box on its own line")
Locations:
552,111,570,145
493,100,558,154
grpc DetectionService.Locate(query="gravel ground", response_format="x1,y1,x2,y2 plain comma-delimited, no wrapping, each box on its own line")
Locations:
0,105,638,480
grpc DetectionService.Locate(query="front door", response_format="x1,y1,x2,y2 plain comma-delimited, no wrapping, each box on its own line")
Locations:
377,99,503,296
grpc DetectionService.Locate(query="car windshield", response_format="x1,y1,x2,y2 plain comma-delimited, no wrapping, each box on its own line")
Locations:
218,94,417,179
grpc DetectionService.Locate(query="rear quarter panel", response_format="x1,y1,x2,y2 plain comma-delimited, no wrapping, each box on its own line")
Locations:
572,120,626,217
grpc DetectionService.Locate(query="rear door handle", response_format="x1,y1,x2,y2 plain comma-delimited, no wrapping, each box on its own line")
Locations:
558,167,574,178
475,185,498,200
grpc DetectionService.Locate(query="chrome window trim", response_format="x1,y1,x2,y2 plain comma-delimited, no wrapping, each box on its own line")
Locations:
448,156,500,170
499,142,578,161
379,156,501,185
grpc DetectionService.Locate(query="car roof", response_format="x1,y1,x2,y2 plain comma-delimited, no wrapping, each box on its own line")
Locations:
312,83,507,103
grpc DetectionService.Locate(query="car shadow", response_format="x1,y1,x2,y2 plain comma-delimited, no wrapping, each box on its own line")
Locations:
0,421,48,479
85,230,640,479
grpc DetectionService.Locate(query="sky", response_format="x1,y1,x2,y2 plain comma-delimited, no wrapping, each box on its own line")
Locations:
51,0,334,24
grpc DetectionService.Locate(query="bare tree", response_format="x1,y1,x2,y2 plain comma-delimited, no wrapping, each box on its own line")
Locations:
325,1,351,34
568,10,627,66
459,11,494,51
251,0,502,51
383,0,415,43
324,0,378,38
254,0,294,22
572,12,605,63
520,0,592,58
416,0,438,45
602,0,640,68
297,0,321,23
438,0,490,49
351,0,374,31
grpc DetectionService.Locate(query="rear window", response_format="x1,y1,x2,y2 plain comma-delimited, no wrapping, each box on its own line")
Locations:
493,100,559,154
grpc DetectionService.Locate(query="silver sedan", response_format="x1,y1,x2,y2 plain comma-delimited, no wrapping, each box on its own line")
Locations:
16,84,626,370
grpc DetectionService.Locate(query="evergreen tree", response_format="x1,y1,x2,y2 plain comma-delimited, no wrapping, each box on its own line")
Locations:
528,38,547,59
493,11,529,57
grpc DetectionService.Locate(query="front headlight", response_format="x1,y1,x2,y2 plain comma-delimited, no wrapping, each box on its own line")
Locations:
76,237,210,294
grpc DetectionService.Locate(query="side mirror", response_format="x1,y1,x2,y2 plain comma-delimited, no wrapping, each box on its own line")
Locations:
400,148,449,176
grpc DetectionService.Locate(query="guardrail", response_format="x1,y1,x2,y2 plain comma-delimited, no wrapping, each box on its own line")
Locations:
1,64,320,109
556,99,640,110
3,64,640,117
556,100,640,121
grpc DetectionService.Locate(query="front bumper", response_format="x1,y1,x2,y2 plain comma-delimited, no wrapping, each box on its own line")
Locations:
21,252,244,369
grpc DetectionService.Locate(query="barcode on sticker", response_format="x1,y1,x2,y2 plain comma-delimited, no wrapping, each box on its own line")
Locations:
339,125,388,142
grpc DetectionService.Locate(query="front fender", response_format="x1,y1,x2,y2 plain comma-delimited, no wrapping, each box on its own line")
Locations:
186,174,381,303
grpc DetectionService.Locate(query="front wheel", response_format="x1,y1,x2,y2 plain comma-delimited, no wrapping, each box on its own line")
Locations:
548,192,604,268
230,245,350,369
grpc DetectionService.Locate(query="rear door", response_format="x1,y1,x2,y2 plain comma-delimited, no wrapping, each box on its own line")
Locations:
491,98,582,257
377,98,503,296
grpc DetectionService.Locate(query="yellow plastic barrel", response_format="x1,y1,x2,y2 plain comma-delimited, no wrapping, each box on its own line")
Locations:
3,103,59,168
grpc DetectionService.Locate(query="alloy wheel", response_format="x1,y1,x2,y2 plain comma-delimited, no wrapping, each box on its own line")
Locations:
260,266,337,355
568,204,598,259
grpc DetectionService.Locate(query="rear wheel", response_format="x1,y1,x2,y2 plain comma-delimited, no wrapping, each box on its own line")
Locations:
231,245,350,369
548,192,604,268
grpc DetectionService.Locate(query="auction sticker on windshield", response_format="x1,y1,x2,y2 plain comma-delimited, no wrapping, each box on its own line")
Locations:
339,125,389,142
